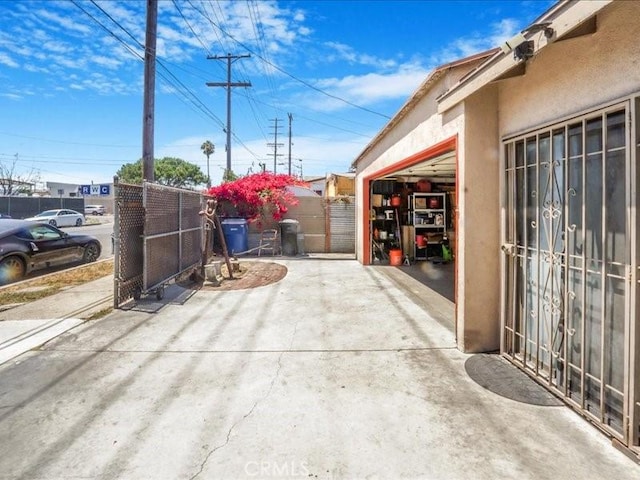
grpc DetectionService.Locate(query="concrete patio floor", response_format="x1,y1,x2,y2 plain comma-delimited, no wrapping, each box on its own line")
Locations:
0,258,637,479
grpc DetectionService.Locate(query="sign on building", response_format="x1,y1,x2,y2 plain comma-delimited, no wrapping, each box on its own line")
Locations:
80,184,111,196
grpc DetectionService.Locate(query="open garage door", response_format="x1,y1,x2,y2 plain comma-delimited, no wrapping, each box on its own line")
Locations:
364,147,457,303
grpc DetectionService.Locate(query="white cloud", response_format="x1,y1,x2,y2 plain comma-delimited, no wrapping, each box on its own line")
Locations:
0,92,22,100
324,41,397,69
42,40,73,54
51,54,85,70
434,17,520,63
92,55,123,69
0,52,18,68
291,60,431,112
36,9,92,35
24,63,50,74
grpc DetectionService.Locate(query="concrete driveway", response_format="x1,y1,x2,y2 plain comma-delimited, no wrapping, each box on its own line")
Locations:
0,259,638,479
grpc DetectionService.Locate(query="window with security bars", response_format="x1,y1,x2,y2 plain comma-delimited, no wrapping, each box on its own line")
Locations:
502,104,630,440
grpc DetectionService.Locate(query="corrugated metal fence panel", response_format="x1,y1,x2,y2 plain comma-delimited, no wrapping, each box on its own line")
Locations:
143,183,203,291
328,197,355,253
114,182,144,307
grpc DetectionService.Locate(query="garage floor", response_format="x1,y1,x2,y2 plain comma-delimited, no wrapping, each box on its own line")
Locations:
395,259,455,302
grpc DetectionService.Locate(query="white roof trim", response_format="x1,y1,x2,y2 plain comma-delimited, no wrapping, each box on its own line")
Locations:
437,0,613,114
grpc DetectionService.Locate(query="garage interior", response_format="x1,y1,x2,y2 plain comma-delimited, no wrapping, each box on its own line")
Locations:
369,151,456,302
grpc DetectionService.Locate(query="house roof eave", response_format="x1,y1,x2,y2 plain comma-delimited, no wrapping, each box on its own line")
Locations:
350,48,498,171
437,0,613,114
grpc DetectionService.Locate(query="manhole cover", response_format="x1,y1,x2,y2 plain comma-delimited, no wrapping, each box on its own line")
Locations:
465,354,563,406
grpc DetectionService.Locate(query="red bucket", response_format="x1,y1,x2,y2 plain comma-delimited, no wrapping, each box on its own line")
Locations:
416,235,426,248
389,249,403,266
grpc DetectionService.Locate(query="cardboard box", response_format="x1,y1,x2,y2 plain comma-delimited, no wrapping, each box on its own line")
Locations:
372,194,383,207
414,197,427,209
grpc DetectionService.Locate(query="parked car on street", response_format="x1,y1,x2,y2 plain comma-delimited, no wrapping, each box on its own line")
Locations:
84,204,106,216
24,209,84,227
0,219,101,284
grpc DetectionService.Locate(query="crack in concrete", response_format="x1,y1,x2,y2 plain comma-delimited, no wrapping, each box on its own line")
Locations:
189,319,301,480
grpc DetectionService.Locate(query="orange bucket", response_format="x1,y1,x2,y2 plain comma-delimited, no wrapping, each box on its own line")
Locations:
389,248,403,266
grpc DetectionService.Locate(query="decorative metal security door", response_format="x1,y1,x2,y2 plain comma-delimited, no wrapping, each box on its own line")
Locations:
502,102,637,449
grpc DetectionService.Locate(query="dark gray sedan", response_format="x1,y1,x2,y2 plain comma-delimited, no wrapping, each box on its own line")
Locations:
0,220,101,284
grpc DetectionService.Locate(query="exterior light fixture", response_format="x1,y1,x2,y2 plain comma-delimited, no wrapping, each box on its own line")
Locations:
500,22,554,62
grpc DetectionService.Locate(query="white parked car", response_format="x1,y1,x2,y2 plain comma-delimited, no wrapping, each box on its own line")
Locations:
85,204,106,216
25,209,85,227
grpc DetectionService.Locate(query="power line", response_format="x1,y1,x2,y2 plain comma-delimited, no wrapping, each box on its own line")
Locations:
267,118,284,173
207,53,252,173
188,2,391,120
0,131,138,148
76,0,226,130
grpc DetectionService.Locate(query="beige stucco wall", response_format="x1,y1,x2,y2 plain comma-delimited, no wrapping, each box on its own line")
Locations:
354,72,469,263
498,1,640,135
457,86,501,352
452,0,640,352
352,0,640,355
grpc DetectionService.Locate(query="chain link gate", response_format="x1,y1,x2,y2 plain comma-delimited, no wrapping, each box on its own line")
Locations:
114,180,205,307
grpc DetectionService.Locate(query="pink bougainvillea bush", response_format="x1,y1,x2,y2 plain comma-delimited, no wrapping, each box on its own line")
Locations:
207,172,307,222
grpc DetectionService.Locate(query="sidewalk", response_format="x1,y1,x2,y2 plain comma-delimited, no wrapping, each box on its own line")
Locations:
0,259,638,479
0,275,112,365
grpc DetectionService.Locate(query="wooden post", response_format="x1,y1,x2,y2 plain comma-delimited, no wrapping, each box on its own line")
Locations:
199,198,233,280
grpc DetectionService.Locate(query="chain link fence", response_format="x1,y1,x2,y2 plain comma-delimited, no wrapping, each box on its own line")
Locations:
114,181,204,308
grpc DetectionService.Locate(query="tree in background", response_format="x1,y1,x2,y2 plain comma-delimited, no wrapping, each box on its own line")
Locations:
208,172,306,222
222,168,238,183
116,157,207,189
200,140,214,188
0,154,40,196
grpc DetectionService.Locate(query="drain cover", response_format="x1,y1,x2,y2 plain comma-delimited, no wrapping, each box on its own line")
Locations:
465,354,563,406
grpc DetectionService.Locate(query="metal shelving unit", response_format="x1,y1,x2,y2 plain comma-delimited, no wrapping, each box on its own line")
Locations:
411,193,446,260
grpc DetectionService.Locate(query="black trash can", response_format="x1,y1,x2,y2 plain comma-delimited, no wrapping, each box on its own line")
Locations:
279,219,299,256
221,218,248,255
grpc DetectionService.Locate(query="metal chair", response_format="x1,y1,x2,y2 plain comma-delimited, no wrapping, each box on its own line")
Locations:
258,229,279,256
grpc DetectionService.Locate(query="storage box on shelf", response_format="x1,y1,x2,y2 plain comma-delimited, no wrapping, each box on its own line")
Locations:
411,192,447,261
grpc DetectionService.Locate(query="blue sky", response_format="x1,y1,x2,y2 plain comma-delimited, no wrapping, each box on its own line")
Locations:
0,0,553,187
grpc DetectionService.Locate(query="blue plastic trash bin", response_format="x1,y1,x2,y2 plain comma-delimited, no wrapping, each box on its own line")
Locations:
221,218,248,255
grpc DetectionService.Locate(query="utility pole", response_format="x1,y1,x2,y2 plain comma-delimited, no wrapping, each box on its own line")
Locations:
287,113,293,176
206,54,251,175
142,0,157,182
267,118,283,173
